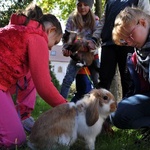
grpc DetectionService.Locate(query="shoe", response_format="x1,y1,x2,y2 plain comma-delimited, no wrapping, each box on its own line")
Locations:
22,116,35,133
135,127,150,146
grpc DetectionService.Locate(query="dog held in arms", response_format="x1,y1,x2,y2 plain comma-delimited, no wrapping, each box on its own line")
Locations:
28,88,117,150
62,30,95,66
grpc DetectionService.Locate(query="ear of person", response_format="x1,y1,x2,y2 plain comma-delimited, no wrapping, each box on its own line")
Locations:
139,18,147,27
47,27,56,35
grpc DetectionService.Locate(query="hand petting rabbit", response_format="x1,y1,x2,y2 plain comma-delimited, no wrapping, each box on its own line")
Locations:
28,88,117,150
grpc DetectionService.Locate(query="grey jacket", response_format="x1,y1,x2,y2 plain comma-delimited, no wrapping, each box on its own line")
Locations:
64,15,101,48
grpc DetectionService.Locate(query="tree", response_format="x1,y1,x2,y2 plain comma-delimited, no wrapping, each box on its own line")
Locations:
37,0,105,21
0,0,33,27
49,62,61,91
0,0,106,27
37,0,75,21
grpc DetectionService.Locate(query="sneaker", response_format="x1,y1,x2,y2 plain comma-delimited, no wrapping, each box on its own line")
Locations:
22,116,35,133
135,127,150,146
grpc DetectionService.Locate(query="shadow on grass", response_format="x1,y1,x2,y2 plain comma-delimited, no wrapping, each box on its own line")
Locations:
17,97,150,150
18,128,149,150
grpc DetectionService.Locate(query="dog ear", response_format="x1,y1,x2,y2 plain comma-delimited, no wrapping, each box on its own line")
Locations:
85,98,99,126
62,30,70,43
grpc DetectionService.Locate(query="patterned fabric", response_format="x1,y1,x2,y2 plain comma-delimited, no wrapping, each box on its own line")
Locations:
127,52,150,94
135,35,150,82
0,14,47,91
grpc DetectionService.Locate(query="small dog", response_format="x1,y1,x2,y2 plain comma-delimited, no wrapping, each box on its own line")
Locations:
28,88,117,150
62,30,94,66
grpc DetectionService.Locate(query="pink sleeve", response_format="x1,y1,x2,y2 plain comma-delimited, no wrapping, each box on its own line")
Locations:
27,35,67,107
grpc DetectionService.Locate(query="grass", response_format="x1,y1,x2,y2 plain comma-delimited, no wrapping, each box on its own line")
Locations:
18,95,149,150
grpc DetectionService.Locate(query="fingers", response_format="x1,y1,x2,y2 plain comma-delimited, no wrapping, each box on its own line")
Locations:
62,49,72,56
87,40,96,50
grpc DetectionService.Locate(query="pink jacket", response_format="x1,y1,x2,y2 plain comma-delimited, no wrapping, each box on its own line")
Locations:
0,14,67,106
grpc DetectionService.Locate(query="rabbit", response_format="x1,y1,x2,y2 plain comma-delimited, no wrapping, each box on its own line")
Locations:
28,88,117,150
62,30,94,67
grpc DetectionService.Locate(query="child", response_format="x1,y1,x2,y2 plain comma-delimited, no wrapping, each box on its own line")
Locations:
97,0,150,98
0,4,67,149
60,0,101,99
110,7,150,143
9,3,44,133
71,67,93,103
113,7,150,49
10,71,36,132
112,7,150,83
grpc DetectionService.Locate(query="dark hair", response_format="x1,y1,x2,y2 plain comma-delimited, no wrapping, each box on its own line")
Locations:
39,14,63,35
17,3,62,35
25,4,43,21
17,3,43,25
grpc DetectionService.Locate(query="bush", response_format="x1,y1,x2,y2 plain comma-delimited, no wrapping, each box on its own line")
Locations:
49,62,61,91
0,0,33,27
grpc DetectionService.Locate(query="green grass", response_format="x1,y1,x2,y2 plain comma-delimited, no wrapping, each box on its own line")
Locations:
18,96,149,150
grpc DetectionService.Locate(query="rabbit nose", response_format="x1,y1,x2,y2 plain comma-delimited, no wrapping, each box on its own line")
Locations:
110,102,117,112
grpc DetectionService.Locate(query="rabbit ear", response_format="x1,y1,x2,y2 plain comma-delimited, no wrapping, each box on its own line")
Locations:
86,99,99,126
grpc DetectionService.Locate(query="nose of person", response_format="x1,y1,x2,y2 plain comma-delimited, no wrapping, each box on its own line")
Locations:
81,4,85,8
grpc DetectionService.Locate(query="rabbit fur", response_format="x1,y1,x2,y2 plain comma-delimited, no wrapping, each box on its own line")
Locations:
62,30,94,66
28,88,117,150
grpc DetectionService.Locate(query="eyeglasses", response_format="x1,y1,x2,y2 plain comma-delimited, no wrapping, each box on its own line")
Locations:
120,21,139,46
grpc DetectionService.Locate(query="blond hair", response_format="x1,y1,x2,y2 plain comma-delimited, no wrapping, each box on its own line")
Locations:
112,7,150,46
69,8,95,30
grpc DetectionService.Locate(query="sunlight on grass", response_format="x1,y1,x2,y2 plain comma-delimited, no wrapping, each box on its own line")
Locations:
19,96,149,150
32,95,51,120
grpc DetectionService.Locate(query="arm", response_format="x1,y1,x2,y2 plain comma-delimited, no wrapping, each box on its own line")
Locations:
87,14,105,50
28,35,67,107
62,17,74,57
92,14,105,47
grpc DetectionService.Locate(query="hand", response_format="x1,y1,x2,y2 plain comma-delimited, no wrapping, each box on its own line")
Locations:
62,49,72,57
87,40,96,50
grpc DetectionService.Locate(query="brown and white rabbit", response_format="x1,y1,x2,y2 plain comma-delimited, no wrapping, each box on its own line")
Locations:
28,88,117,150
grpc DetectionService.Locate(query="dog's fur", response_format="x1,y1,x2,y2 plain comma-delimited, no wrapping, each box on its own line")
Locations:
28,88,117,150
62,30,94,66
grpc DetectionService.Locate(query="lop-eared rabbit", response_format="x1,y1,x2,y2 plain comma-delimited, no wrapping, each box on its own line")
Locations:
28,88,117,150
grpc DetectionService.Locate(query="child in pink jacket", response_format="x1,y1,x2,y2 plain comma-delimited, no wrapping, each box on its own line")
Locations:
0,4,67,149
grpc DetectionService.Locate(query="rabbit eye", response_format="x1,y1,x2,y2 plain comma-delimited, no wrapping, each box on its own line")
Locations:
103,96,108,100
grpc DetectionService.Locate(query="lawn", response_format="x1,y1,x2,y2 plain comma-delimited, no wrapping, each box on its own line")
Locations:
18,95,149,150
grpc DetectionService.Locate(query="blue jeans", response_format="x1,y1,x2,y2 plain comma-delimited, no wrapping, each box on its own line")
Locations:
110,93,150,129
71,74,93,103
60,59,81,98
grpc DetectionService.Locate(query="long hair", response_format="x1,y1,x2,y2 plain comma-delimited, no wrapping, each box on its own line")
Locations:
17,3,43,26
69,8,95,31
16,3,62,35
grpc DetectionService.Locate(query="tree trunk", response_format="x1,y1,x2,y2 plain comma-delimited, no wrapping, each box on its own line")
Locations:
110,65,122,102
95,0,102,18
